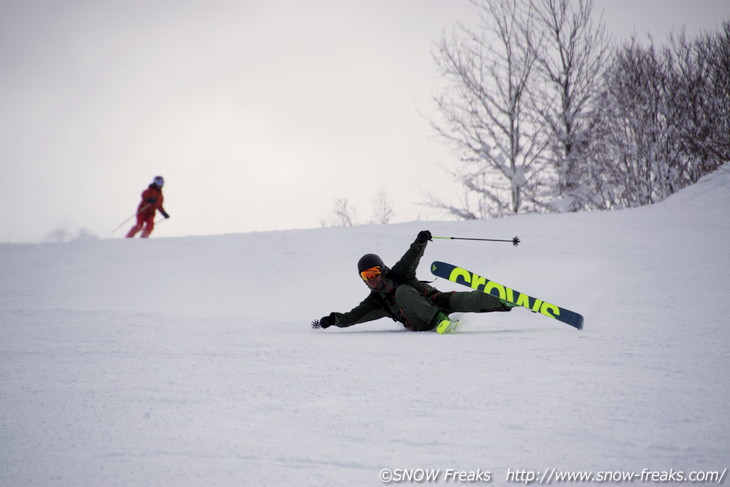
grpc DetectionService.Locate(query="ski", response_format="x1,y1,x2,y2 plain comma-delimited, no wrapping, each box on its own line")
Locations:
430,261,584,330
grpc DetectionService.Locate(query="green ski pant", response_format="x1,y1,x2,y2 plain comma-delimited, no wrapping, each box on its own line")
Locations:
395,286,505,331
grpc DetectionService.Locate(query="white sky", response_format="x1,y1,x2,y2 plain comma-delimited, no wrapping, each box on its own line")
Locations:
1,0,728,243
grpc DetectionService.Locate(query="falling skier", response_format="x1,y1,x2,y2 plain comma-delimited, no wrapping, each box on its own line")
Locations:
126,176,170,238
312,231,513,334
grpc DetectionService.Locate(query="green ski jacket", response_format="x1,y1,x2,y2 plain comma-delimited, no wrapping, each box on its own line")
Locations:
331,239,446,328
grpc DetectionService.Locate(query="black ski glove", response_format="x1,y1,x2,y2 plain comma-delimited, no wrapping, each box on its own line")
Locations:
416,230,432,244
160,210,170,219
312,314,335,329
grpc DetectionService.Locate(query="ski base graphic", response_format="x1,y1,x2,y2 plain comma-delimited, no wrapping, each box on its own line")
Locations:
431,261,584,330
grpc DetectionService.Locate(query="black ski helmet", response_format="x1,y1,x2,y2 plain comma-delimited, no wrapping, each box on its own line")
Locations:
357,253,384,274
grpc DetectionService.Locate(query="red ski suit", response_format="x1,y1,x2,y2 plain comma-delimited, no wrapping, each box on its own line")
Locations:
126,184,167,238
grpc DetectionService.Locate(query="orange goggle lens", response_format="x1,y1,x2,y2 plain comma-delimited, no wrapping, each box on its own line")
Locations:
360,266,382,281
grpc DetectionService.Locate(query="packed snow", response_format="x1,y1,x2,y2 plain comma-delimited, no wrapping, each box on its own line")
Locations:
1,165,729,486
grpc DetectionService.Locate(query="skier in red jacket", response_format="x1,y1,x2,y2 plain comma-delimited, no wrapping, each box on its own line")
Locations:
126,176,170,238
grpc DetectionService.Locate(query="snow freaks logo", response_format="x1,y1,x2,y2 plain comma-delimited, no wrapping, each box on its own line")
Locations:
378,467,728,484
379,468,491,483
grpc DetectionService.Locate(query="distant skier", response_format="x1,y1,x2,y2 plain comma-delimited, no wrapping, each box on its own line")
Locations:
125,176,170,238
313,231,513,334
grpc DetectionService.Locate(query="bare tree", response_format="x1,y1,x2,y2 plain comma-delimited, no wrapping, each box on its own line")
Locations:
332,197,357,227
585,25,729,210
430,0,725,214
370,189,395,224
428,0,549,218
527,0,612,211
607,39,674,206
673,23,730,174
702,21,730,163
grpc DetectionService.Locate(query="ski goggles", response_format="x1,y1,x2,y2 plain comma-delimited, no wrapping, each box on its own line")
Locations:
359,266,382,281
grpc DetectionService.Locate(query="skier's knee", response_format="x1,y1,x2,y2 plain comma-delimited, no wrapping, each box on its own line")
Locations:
394,285,418,301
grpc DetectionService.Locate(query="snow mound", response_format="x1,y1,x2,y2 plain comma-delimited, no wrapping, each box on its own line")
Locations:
661,162,730,210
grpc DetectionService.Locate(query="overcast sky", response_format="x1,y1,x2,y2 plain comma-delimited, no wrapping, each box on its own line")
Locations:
1,0,728,243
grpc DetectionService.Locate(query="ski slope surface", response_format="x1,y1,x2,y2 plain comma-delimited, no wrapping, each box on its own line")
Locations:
1,165,729,486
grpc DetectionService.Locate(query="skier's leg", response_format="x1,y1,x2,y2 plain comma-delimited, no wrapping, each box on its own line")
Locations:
396,287,441,331
448,290,512,313
125,214,144,238
394,285,442,331
140,215,155,238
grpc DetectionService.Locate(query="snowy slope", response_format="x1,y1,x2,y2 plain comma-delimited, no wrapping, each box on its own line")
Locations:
1,165,729,486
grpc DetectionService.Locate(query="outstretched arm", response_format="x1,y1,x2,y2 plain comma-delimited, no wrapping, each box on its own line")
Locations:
313,295,387,329
390,230,432,281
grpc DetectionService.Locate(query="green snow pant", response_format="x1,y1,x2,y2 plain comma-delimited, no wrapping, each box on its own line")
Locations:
395,286,506,331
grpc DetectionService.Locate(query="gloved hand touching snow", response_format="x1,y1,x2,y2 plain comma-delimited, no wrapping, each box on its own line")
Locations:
313,313,335,329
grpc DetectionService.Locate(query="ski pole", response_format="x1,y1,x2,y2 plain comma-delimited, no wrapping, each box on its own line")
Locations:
111,214,136,233
433,235,520,246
